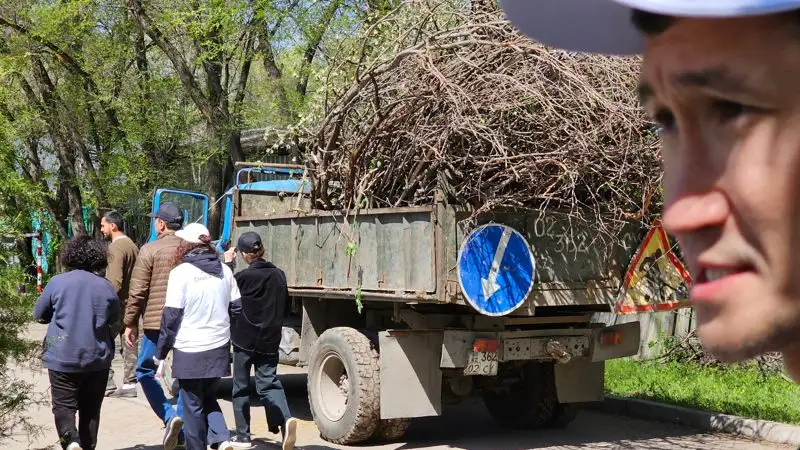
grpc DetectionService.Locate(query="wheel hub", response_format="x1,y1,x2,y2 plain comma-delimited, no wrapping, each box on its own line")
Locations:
318,352,349,421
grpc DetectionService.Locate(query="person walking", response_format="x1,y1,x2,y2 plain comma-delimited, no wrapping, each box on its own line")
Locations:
224,232,297,450
100,210,140,398
124,202,185,449
155,223,240,450
498,1,800,378
34,235,120,450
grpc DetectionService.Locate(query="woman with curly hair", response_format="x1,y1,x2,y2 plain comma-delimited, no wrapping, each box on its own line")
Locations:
34,234,120,450
155,223,241,450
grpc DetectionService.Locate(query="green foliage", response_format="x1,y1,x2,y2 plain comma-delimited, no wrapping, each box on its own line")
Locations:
0,223,42,441
605,358,800,425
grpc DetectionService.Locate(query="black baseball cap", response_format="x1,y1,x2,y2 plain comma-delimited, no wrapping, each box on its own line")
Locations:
147,202,184,225
237,231,263,254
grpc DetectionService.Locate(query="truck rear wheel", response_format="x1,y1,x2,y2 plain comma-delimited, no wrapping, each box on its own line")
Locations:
307,327,380,445
483,362,557,429
547,403,579,428
372,418,411,442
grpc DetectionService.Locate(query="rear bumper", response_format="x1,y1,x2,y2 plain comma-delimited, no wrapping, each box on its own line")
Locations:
440,321,640,369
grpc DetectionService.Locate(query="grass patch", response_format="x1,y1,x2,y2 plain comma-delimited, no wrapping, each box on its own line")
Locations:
605,358,800,425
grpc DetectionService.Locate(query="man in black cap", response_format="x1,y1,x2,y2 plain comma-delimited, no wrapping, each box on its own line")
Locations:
223,232,297,450
125,202,187,450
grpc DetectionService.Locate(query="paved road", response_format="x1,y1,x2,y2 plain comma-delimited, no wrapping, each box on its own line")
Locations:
8,325,792,450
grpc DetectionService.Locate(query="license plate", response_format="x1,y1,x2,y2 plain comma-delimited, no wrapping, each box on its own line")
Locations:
464,351,498,376
464,338,499,376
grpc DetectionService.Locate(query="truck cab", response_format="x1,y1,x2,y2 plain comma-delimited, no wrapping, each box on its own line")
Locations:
147,163,310,251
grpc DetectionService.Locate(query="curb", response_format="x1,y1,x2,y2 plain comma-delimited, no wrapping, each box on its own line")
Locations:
590,395,800,447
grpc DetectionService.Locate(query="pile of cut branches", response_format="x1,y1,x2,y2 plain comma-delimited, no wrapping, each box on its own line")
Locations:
657,330,787,379
310,2,661,240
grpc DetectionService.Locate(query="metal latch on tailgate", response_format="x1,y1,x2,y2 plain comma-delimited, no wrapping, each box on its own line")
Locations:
502,336,590,362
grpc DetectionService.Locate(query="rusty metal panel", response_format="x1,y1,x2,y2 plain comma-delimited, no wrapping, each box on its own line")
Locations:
232,191,642,309
234,207,437,296
446,209,643,308
239,191,311,217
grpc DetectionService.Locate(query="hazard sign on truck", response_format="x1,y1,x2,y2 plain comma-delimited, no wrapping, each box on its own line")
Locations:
615,220,692,314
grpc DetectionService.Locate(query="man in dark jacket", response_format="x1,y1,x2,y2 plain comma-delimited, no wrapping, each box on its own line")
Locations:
224,232,297,450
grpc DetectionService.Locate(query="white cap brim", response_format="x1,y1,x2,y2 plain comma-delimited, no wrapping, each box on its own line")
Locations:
499,0,800,55
175,229,200,243
175,223,210,244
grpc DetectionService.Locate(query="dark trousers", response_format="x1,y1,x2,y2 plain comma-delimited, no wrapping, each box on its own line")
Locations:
231,346,292,439
179,378,230,450
49,369,109,450
106,328,139,391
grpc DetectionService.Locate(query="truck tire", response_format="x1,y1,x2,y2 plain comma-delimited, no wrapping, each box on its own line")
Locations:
307,327,380,445
483,362,557,429
547,403,579,428
372,418,411,442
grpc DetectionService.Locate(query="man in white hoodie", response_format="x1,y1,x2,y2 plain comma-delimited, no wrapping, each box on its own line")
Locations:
156,223,241,450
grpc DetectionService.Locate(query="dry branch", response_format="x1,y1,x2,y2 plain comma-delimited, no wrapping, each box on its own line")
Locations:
310,4,662,241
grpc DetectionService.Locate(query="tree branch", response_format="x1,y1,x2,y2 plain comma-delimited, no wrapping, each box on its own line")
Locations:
0,14,126,145
296,0,343,98
127,0,214,120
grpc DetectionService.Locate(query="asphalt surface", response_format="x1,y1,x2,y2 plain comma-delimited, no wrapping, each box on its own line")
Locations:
9,324,792,450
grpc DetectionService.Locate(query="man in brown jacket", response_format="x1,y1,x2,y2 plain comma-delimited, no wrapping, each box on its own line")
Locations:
100,211,140,398
124,202,185,450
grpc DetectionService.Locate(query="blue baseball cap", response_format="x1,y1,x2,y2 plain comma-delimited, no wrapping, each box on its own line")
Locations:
499,0,800,55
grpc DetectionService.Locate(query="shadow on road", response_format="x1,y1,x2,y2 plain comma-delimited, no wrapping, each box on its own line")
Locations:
115,445,162,450
390,400,731,450
158,372,736,450
249,438,340,450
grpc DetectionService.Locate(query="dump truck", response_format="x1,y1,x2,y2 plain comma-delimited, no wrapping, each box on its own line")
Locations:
152,162,687,445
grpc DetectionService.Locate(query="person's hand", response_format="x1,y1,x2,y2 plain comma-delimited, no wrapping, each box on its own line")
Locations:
153,356,164,380
224,246,236,263
124,325,139,349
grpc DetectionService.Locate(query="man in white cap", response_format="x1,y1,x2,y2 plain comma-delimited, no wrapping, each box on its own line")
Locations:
499,1,800,379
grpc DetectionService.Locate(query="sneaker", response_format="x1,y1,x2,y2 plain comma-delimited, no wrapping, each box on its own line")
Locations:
163,416,183,450
66,443,83,450
282,418,298,450
108,384,137,398
217,442,234,450
228,436,254,449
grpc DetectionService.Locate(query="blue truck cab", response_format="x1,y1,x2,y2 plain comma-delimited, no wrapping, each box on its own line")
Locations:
147,164,310,250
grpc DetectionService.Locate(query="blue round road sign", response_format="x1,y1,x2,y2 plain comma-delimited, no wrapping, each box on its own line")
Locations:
457,224,536,316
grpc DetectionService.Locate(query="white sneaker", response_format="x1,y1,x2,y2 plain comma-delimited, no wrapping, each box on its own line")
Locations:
218,442,234,450
66,443,83,450
162,416,183,450
282,418,298,450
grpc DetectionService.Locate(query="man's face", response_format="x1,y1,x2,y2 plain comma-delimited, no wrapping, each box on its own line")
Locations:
640,13,800,361
100,218,114,239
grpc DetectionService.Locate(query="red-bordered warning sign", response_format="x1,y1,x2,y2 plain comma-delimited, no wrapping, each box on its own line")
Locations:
614,220,692,314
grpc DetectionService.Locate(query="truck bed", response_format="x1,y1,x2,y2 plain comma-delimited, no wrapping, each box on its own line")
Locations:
232,189,644,313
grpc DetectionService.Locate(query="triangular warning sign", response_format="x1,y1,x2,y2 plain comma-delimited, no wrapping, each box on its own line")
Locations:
615,220,692,314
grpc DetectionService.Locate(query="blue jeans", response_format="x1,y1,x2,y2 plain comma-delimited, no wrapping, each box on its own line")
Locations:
136,330,183,425
179,378,230,450
231,347,292,439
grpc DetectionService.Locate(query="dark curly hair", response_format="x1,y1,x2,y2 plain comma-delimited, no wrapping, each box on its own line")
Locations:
172,236,216,267
60,234,108,272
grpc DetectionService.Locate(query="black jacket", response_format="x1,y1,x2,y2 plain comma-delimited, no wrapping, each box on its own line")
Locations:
231,259,290,355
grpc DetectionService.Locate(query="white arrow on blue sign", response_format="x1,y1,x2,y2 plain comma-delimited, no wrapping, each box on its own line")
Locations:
457,224,536,316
